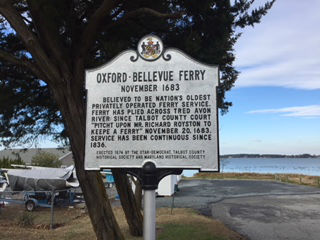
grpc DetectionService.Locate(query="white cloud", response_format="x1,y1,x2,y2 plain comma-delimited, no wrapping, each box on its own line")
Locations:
247,105,320,118
234,0,320,89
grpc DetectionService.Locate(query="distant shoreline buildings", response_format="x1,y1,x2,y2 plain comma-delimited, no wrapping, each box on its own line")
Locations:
221,154,320,159
0,148,319,165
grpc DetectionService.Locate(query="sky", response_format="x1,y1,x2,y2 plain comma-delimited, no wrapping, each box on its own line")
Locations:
219,0,320,155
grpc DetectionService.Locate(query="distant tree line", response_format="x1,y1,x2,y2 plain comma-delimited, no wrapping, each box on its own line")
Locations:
31,152,61,168
221,154,320,159
0,156,25,168
0,151,61,168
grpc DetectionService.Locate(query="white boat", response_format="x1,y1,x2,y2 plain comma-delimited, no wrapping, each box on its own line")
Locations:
0,170,8,192
6,165,79,191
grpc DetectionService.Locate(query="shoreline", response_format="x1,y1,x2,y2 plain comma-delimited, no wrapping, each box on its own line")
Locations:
188,172,320,187
221,157,320,159
221,155,320,159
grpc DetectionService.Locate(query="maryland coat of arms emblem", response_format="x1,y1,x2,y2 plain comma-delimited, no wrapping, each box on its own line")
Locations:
138,35,163,61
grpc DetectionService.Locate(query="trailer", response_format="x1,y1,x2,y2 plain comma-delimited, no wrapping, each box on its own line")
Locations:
0,189,76,211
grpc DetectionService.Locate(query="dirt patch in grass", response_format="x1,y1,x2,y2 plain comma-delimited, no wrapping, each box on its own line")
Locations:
0,205,245,240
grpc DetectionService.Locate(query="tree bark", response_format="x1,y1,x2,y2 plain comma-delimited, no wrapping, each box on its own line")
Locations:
112,169,143,236
78,170,124,239
130,176,143,210
135,181,143,210
52,86,125,240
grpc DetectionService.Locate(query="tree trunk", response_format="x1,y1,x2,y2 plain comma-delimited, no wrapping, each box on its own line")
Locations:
53,87,124,240
134,180,143,210
130,176,143,210
77,170,124,240
112,169,143,236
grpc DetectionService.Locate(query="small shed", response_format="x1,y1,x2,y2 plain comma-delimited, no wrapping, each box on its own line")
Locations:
157,175,180,196
130,174,180,197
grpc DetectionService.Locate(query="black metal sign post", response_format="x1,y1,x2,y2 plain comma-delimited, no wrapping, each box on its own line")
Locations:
126,162,182,240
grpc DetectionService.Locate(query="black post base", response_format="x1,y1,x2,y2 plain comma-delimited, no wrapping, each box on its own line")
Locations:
125,162,183,190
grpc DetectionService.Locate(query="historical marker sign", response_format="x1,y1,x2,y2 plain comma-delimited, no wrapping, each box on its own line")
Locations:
85,35,219,171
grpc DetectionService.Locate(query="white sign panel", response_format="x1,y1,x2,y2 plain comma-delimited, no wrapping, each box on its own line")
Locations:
85,35,219,171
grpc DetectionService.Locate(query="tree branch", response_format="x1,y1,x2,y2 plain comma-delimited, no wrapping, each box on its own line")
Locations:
0,49,46,80
73,0,120,90
128,7,184,19
77,0,120,59
105,7,184,30
0,1,61,84
26,0,73,83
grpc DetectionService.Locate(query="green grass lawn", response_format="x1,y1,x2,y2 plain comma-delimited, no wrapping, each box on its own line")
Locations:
158,223,227,240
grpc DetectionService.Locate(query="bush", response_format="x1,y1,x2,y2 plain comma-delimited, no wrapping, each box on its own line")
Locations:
31,152,61,168
18,212,35,227
0,156,25,168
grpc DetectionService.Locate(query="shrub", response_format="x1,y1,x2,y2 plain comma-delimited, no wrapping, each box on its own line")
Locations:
0,156,25,168
18,212,35,227
31,151,61,168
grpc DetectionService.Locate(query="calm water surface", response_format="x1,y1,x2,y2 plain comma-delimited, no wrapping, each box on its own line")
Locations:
222,157,320,176
183,158,320,177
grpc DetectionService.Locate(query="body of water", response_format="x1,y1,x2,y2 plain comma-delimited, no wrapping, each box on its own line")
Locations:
183,157,320,177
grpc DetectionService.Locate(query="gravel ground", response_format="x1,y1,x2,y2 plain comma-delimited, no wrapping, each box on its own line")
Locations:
156,179,320,240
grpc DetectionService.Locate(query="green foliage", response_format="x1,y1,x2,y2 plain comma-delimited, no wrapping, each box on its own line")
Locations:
0,61,65,146
18,212,35,227
31,152,61,168
0,0,275,147
158,223,226,240
0,156,25,168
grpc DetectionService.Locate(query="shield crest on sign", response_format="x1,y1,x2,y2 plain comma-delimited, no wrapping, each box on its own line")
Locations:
138,35,163,61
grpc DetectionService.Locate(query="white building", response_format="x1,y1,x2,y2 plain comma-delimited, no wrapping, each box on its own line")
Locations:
157,174,180,196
